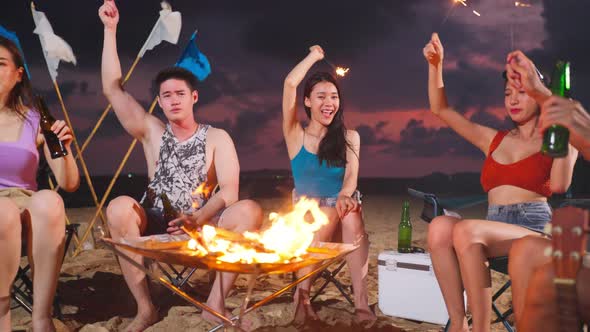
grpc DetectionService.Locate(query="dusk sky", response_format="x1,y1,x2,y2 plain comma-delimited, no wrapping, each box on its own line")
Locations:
3,0,589,178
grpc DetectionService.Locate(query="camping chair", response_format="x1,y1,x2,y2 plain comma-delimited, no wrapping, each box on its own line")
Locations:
11,156,80,318
310,256,354,306
407,188,514,332
284,191,355,306
12,223,80,319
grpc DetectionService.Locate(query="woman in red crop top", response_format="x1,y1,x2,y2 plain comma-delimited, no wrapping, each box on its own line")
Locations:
0,37,79,331
422,33,578,332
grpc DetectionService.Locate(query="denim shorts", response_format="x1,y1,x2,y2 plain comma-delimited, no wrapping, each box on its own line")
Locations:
292,190,362,208
486,202,552,233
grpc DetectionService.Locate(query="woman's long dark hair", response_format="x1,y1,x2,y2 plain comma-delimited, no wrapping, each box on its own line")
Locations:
0,36,33,118
303,72,353,167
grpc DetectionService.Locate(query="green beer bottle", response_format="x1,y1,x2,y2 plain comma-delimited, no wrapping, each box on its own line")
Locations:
35,95,68,159
398,201,412,253
541,61,571,158
160,193,179,222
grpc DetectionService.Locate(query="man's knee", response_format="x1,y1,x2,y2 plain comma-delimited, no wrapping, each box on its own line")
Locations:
219,199,263,232
106,196,142,231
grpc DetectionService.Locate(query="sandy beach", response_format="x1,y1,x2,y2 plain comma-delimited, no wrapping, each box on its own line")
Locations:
11,194,512,332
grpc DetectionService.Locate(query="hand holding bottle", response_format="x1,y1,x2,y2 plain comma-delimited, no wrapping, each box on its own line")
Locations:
540,97,590,159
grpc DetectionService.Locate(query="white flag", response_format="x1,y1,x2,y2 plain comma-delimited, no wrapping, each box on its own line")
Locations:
31,3,77,82
138,1,182,58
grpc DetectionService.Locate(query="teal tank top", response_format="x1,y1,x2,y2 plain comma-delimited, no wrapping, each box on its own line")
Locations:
290,137,345,198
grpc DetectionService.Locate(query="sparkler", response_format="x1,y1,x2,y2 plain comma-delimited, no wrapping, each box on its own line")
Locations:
441,0,470,26
324,58,350,77
511,1,533,51
514,1,531,8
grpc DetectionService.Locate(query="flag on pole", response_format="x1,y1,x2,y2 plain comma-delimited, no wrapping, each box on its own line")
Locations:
138,1,182,58
0,25,31,79
30,2,77,81
176,31,211,81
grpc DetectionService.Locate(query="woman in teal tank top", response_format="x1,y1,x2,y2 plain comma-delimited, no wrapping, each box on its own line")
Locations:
283,45,376,326
0,37,79,331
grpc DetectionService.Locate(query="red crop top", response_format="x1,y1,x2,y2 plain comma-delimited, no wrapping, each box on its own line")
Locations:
480,131,553,197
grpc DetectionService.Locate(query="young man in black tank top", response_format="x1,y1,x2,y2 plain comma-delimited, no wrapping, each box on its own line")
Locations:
99,1,263,329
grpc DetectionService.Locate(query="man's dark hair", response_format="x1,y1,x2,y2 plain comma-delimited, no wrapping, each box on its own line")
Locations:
154,67,198,93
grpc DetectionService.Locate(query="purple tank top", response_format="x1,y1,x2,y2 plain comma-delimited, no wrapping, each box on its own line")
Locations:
0,110,40,190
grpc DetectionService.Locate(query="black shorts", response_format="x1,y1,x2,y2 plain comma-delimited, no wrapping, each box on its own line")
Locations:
143,208,169,236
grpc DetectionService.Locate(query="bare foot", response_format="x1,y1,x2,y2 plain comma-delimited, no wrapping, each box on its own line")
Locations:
448,317,469,332
125,308,159,332
292,289,320,326
355,307,377,328
31,316,56,332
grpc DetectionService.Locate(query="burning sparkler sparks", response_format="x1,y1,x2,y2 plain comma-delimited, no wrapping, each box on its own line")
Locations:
324,59,350,77
472,10,481,16
441,0,468,26
335,67,350,77
514,1,531,7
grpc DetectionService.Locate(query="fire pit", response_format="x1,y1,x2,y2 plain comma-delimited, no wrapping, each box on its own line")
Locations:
103,198,358,331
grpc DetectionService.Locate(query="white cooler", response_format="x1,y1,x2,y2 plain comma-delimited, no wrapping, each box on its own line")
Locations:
378,250,465,325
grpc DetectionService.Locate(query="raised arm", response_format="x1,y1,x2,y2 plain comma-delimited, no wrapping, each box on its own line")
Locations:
41,121,79,192
282,46,324,156
505,50,552,106
423,33,496,154
99,0,151,140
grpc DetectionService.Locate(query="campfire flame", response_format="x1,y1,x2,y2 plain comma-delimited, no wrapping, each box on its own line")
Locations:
185,197,329,264
191,183,213,210
335,67,350,77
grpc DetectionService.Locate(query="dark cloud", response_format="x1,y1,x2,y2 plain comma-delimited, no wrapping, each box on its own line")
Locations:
239,1,414,61
398,118,481,158
355,123,397,156
539,0,590,105
226,106,278,150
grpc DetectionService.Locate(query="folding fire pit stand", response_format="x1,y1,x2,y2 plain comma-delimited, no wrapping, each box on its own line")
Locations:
103,235,357,332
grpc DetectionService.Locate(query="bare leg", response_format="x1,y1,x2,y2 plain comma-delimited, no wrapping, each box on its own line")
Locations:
0,198,22,331
106,196,158,331
24,190,67,332
508,236,551,321
453,219,540,332
292,207,340,324
340,208,375,323
203,200,263,325
427,215,468,332
519,263,559,332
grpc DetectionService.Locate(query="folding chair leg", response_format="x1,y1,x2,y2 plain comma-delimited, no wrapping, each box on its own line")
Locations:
310,261,354,307
12,288,33,314
176,268,197,288
492,303,514,332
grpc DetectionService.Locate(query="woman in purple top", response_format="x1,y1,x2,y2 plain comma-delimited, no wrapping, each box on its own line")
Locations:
0,37,79,331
